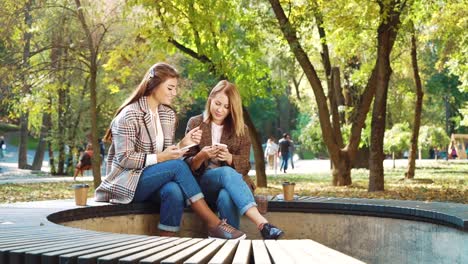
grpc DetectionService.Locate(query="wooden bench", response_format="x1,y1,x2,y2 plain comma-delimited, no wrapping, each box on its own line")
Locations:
1,197,467,264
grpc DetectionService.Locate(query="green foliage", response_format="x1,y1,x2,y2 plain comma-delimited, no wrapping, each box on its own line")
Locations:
384,123,411,154
295,113,328,157
418,125,450,150
0,122,19,134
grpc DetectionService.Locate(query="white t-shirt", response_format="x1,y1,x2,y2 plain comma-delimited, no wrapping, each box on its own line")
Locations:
145,110,164,166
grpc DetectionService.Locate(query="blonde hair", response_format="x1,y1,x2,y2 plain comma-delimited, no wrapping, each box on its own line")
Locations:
204,80,245,136
103,63,179,142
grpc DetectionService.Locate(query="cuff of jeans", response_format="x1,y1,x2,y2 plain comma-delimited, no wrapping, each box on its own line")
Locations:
240,202,257,215
146,154,158,166
158,223,180,232
188,193,204,204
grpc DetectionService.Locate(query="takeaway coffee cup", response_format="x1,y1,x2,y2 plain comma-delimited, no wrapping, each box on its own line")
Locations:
71,184,89,206
282,182,295,201
255,195,268,214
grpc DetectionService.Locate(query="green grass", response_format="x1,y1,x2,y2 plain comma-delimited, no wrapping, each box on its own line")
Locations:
0,161,467,204
255,161,468,204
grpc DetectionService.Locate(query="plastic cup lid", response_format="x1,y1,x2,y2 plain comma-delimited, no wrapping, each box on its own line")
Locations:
71,184,90,189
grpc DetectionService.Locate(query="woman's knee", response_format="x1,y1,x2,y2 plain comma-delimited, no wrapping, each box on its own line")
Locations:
166,159,191,173
218,167,242,182
159,182,184,203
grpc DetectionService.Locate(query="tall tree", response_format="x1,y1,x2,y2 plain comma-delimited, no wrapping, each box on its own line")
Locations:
18,0,34,169
74,0,121,187
405,24,424,179
368,1,405,191
268,0,407,187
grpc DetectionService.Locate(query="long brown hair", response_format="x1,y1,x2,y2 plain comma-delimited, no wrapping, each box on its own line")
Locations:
103,63,179,142
204,80,245,137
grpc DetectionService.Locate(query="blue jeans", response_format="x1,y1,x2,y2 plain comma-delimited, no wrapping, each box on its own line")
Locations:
280,152,289,171
133,160,204,232
199,166,256,229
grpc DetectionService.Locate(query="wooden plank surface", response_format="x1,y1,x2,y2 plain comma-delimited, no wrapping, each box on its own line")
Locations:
139,239,202,264
118,238,191,264
183,239,226,264
231,240,251,264
160,238,214,264
207,240,239,264
251,240,271,264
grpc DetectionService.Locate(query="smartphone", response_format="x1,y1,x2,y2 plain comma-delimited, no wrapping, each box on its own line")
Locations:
213,143,227,148
180,143,197,151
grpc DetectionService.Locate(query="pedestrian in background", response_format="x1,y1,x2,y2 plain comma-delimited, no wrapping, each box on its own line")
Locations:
264,136,278,170
278,133,291,173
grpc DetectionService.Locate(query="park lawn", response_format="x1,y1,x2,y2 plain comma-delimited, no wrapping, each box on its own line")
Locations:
0,161,467,204
256,161,468,204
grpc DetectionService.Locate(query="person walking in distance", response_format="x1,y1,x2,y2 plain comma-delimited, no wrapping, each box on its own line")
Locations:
278,133,291,173
264,136,279,170
287,134,295,170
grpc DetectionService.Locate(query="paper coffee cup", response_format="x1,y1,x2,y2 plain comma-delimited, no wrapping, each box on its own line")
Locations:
255,195,268,214
282,182,295,201
71,184,89,206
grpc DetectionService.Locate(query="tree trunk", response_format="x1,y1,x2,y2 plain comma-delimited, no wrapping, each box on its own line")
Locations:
57,86,67,174
48,142,56,175
244,108,267,187
18,0,33,169
406,28,424,179
31,113,49,170
75,0,102,188
368,1,402,192
89,62,102,188
332,151,352,186
369,81,389,191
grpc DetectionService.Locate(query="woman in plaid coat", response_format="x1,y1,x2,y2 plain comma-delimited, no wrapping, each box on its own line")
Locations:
184,80,284,239
95,63,245,239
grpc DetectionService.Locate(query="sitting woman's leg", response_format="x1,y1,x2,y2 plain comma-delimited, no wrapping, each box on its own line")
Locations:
152,182,185,236
217,189,240,229
201,166,284,239
201,167,264,225
133,160,245,239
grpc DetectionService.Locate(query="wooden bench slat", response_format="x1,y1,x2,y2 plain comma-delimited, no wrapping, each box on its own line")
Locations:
118,238,191,264
139,238,203,264
96,236,173,264
207,240,239,264
263,240,295,263
24,234,133,264
58,237,155,264
41,236,145,264
276,240,328,264
251,240,271,264
231,240,251,264
7,233,111,264
75,237,163,264
183,239,225,264
299,239,365,264
0,231,97,248
160,238,214,264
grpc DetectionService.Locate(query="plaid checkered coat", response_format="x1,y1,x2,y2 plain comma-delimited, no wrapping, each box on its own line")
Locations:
184,114,251,177
95,96,177,204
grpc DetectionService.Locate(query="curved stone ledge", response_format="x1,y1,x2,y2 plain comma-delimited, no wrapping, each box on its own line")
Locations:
1,197,467,264
48,197,468,231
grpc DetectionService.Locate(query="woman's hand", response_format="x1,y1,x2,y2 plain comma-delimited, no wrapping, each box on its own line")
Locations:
158,145,188,163
216,146,233,165
180,126,202,148
199,146,219,160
